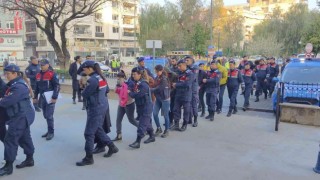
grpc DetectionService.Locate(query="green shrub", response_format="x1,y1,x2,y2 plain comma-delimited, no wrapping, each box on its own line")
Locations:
54,69,71,79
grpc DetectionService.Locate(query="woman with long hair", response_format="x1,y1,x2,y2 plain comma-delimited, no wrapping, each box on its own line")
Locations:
152,65,170,138
76,61,118,166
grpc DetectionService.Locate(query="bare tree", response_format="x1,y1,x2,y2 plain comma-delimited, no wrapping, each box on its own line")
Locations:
0,0,109,69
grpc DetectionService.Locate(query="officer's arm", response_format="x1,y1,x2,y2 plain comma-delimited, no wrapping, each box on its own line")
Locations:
82,77,98,99
51,73,60,99
238,71,244,84
129,82,148,98
266,66,271,79
0,84,27,108
252,72,257,85
0,77,7,98
25,66,35,79
176,72,193,88
34,74,39,99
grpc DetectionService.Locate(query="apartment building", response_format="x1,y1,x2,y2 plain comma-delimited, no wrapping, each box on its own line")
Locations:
0,9,25,60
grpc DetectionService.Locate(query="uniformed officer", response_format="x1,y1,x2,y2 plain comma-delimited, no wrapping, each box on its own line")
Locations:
203,60,221,121
227,60,244,117
128,67,155,149
255,59,268,102
185,56,199,127
33,59,60,141
0,65,35,176
238,55,254,70
241,62,257,111
198,63,207,117
266,57,279,98
25,56,41,112
172,59,193,131
0,76,8,143
137,57,154,78
76,61,118,166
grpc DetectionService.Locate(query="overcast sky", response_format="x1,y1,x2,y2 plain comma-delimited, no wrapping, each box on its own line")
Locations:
146,0,317,10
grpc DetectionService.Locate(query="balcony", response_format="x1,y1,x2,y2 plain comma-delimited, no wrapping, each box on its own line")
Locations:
123,32,135,37
74,30,92,38
95,32,104,37
25,40,38,46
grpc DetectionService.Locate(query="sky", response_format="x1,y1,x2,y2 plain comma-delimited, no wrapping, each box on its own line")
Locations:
146,0,318,10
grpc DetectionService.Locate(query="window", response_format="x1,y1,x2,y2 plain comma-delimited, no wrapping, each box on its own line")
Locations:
112,27,119,33
6,22,14,29
26,35,37,41
95,13,102,20
96,26,102,33
112,14,118,20
39,40,47,46
112,1,118,7
26,22,37,32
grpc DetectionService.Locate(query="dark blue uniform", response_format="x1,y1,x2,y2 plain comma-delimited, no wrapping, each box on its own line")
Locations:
168,67,178,126
255,64,268,99
173,69,193,127
82,73,113,154
0,76,8,142
227,68,243,115
198,69,207,115
205,69,221,118
241,69,256,108
129,79,154,138
188,64,199,124
266,63,279,96
238,60,254,70
34,70,60,135
0,77,35,165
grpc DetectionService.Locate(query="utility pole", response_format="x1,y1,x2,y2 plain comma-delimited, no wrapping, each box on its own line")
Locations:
210,0,214,46
133,1,137,57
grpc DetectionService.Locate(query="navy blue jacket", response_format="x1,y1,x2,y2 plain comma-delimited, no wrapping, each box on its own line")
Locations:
255,64,268,79
266,63,280,80
0,77,34,126
188,64,199,94
0,76,7,98
227,69,243,88
175,70,193,101
205,69,221,93
34,70,60,100
241,69,257,85
238,60,255,70
25,63,40,87
151,74,170,101
82,73,108,110
129,80,153,115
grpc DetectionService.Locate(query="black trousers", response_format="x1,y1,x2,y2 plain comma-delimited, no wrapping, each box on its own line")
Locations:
198,87,206,113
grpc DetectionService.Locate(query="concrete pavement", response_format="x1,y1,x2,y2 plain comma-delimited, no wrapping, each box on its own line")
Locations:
0,93,319,180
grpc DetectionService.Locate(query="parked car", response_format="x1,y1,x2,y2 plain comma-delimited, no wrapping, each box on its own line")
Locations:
96,62,110,76
273,58,320,112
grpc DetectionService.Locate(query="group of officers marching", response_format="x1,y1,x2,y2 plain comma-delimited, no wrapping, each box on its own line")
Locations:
0,54,280,176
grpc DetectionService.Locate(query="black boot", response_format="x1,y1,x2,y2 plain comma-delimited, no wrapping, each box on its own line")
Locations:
210,112,215,121
161,130,169,138
216,109,221,114
112,133,122,141
92,145,106,154
104,143,119,158
144,131,155,144
227,110,232,117
192,116,198,127
233,107,238,114
16,155,34,169
264,93,268,99
41,132,48,138
46,133,54,141
0,161,13,176
255,97,259,102
35,106,41,112
73,99,76,104
129,136,142,149
205,112,212,119
180,123,187,132
76,153,94,166
155,127,163,136
188,116,192,124
172,121,180,131
200,111,205,117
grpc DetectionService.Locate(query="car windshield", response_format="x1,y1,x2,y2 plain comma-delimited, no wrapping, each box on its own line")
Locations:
281,66,320,84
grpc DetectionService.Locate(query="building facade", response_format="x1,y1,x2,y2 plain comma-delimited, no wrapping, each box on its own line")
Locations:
0,9,25,60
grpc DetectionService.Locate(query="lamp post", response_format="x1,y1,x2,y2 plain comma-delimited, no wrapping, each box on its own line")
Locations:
210,0,214,46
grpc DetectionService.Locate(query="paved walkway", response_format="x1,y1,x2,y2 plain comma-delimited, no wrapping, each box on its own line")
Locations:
0,93,319,180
